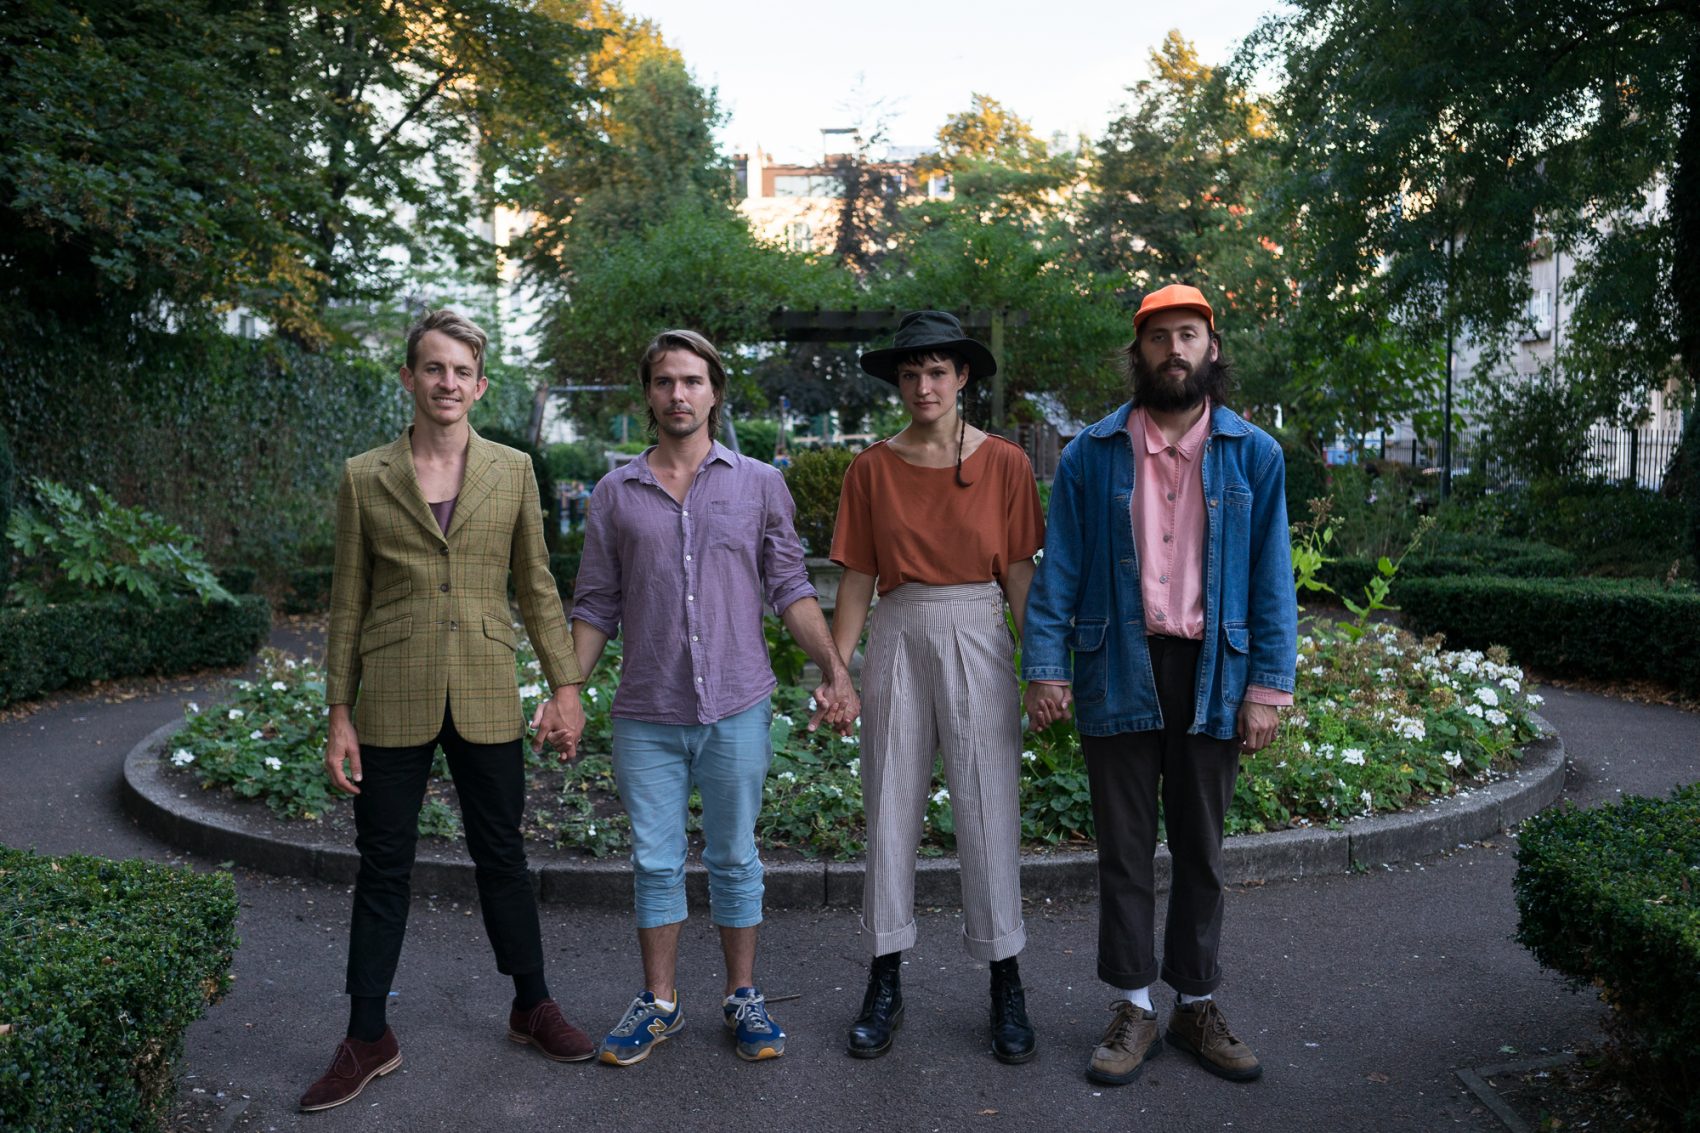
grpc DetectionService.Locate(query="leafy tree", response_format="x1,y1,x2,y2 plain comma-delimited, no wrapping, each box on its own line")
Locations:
1246,0,1700,414
925,93,1052,174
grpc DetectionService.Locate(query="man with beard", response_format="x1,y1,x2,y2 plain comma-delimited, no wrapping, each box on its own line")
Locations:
1021,285,1296,1087
568,328,858,1066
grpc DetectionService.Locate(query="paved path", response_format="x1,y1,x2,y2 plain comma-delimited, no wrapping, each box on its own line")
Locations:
3,647,1695,1133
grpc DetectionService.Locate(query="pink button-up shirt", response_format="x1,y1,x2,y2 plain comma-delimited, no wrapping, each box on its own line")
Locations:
1129,403,1291,708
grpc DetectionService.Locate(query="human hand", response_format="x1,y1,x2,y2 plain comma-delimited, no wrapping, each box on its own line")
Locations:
1237,701,1279,753
532,686,586,762
808,668,861,735
1023,682,1073,731
324,707,362,795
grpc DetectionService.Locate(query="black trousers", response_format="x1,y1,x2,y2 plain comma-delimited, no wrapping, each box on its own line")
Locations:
344,703,543,997
1082,635,1241,997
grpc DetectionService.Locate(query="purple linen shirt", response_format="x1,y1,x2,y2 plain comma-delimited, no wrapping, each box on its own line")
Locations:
571,442,816,725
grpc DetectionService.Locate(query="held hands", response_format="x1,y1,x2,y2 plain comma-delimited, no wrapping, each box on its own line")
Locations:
1237,701,1279,754
808,666,861,736
532,686,587,763
1023,682,1074,731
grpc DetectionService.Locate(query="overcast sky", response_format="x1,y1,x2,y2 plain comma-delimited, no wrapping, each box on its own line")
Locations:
623,1,1286,165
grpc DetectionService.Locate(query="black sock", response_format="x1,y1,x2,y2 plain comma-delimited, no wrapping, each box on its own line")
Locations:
513,970,550,1012
347,995,387,1043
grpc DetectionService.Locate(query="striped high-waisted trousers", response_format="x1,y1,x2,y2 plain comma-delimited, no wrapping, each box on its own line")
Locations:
858,581,1026,961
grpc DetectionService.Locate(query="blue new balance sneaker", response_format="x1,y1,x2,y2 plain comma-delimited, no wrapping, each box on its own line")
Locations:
723,986,786,1061
599,991,684,1066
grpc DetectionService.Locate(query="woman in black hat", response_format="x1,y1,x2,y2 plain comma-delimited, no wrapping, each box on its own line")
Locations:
828,310,1044,1064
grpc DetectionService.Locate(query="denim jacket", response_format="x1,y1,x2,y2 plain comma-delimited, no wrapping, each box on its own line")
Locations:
1022,402,1297,739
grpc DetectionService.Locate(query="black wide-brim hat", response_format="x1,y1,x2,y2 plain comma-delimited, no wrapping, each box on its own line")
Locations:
857,310,999,385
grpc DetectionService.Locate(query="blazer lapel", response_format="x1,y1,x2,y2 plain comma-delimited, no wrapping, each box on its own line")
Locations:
445,429,500,541
375,430,447,544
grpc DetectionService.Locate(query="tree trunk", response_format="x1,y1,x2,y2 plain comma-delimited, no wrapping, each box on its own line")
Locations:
1671,21,1700,393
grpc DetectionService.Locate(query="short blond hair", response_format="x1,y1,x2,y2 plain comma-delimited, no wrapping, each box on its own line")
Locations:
407,308,488,379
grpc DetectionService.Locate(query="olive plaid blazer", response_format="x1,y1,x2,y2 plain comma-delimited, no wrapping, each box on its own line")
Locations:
324,428,581,747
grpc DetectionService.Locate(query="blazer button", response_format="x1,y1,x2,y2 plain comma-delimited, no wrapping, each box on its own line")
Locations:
439,547,448,556
439,582,451,593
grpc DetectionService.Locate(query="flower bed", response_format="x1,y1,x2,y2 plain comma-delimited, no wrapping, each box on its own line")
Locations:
164,615,1541,860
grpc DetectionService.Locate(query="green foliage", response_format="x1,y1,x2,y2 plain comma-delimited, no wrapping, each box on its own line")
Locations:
0,594,270,708
1494,479,1691,578
281,567,336,616
732,418,781,465
0,846,238,1133
7,479,233,607
1323,532,1579,599
546,440,613,484
1683,410,1700,568
2,326,405,578
1482,380,1601,482
0,424,12,591
782,447,856,558
1399,576,1700,693
549,548,582,599
1279,433,1329,524
1515,785,1700,1130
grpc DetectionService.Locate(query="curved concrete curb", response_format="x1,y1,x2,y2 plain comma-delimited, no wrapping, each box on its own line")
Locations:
123,714,1566,909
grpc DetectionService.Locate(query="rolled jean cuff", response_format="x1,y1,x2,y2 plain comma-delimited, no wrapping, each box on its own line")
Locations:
633,883,689,930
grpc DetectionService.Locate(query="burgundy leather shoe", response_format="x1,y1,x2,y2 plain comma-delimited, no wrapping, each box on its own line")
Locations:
508,998,595,1062
298,1028,402,1112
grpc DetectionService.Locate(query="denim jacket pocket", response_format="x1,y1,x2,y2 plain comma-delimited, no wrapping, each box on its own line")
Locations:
1221,621,1250,705
1068,618,1109,705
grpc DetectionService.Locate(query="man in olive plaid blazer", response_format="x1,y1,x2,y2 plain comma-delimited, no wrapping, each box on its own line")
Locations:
299,310,596,1114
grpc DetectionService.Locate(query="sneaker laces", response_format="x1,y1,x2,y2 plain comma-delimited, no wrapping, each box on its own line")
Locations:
610,996,653,1037
732,993,772,1033
1104,1001,1143,1050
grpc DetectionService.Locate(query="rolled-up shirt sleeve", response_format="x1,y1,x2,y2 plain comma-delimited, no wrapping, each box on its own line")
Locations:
761,471,817,616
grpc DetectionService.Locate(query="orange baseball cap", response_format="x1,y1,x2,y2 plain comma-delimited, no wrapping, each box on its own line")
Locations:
1134,284,1215,333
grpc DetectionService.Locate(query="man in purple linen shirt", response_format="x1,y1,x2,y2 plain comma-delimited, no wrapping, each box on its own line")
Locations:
566,328,858,1067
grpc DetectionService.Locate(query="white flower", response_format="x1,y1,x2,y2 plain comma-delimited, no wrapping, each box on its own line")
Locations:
777,771,796,783
1498,676,1521,693
249,729,264,741
1442,751,1463,768
1474,687,1499,707
1276,760,1288,769
518,683,543,700
1485,709,1508,726
587,825,597,837
1021,750,1037,763
1376,668,1397,682
227,708,245,720
263,756,283,771
1525,693,1544,707
284,658,298,669
1360,789,1374,810
1300,740,1312,754
1465,703,1485,718
847,758,860,777
1310,665,1326,676
808,696,818,712
271,681,288,691
775,713,794,726
931,787,950,806
1392,716,1426,742
1287,713,1308,729
186,701,200,714
235,680,254,691
1319,743,1336,760
171,749,195,766
839,734,857,745
586,687,599,700
1341,748,1366,766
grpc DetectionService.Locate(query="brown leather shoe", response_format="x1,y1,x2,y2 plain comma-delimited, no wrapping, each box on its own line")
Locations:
1086,1001,1162,1085
508,998,595,1062
1166,998,1263,1081
298,1028,402,1112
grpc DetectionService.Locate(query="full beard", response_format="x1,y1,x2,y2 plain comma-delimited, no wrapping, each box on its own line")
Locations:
1132,352,1216,413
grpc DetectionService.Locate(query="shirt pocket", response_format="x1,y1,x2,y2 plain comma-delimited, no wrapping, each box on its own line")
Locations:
1068,618,1109,706
708,499,765,552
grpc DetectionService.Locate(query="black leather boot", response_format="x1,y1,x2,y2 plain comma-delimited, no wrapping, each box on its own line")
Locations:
847,952,903,1058
989,956,1037,1064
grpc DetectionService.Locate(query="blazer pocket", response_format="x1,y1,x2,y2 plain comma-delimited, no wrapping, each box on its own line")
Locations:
372,575,412,610
482,613,518,652
360,613,413,655
1067,618,1109,706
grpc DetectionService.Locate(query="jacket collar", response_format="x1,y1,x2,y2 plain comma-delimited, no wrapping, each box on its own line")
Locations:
375,425,496,543
1086,401,1251,442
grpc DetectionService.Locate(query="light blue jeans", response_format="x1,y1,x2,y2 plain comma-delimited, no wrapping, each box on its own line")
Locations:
611,697,773,929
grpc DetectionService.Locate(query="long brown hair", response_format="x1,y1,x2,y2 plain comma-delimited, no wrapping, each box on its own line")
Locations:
639,329,728,439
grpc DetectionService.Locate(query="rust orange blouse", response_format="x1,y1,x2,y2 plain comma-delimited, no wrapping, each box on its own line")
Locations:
830,435,1045,595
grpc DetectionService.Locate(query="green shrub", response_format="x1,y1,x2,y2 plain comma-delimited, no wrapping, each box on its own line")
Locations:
1676,409,1700,569
0,594,271,707
734,417,781,465
1277,431,1329,523
1325,462,1426,559
1398,575,1700,693
545,439,611,484
0,846,239,1133
0,424,12,591
215,566,258,595
1514,784,1700,1130
281,566,335,615
1321,532,1578,598
549,550,581,598
1495,478,1689,578
782,446,856,558
7,479,234,607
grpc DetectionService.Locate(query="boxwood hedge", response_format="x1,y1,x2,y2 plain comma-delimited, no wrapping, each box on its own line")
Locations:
1397,576,1700,693
0,593,271,707
1322,533,1578,600
1514,785,1700,1129
0,847,239,1133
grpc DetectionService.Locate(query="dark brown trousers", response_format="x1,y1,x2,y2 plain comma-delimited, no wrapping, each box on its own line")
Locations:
1081,635,1241,996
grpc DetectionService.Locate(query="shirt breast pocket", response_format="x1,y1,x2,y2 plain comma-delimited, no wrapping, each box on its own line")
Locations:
708,500,765,552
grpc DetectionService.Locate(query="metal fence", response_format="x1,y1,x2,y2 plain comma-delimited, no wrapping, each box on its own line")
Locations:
1378,423,1683,491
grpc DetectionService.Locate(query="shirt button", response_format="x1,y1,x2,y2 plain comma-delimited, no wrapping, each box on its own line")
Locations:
696,676,703,683
1160,575,1169,584
692,635,699,642
439,582,450,593
1167,491,1176,501
682,510,690,517
1163,533,1173,543
1209,499,1218,508
685,554,692,562
1154,611,1166,621
687,594,695,602
438,547,448,556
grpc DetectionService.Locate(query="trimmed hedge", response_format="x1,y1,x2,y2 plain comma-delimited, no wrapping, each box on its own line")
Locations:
1514,785,1700,1129
1323,533,1578,600
1398,576,1700,693
0,423,13,591
0,846,239,1133
281,566,334,615
550,551,580,599
0,594,271,707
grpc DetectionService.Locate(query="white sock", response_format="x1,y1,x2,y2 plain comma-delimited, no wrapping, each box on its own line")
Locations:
651,992,676,1012
1115,984,1154,1012
1179,992,1212,1006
